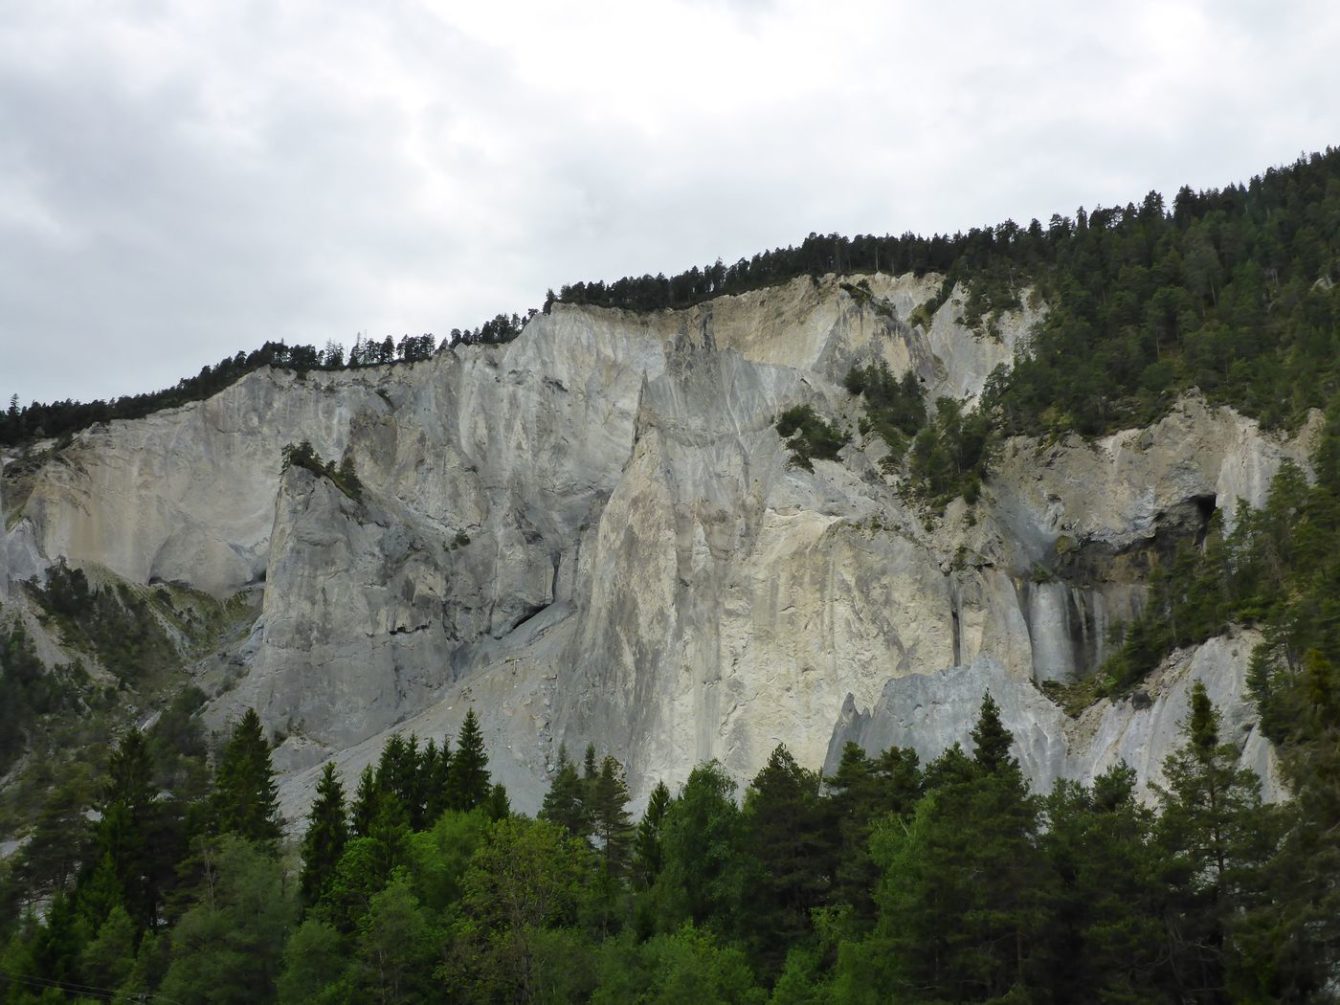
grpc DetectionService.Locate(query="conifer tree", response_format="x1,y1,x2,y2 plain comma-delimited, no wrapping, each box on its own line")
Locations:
1156,681,1278,999
350,764,379,839
445,709,490,812
591,755,634,880
375,733,421,829
94,728,159,930
743,744,834,977
212,709,282,847
540,745,590,839
423,737,452,822
299,763,348,908
971,691,1017,775
633,781,671,890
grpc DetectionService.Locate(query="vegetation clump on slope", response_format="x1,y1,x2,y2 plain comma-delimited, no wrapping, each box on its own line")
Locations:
774,405,848,471
281,440,364,502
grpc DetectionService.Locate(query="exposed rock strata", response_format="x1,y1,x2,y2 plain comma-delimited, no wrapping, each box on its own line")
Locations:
0,274,1314,820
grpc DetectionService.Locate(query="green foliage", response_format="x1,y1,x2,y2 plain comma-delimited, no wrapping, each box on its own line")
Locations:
654,762,746,934
26,559,178,687
445,709,492,813
593,924,765,1004
211,709,282,847
449,816,595,1001
632,780,671,892
1155,682,1282,999
299,763,348,909
740,745,834,978
904,396,997,511
158,836,297,1005
774,405,848,472
0,620,82,774
280,440,363,501
540,744,590,839
276,917,350,1005
844,360,925,466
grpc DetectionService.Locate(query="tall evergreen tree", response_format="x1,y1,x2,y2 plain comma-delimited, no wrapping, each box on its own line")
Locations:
540,745,591,839
350,764,379,839
423,737,452,823
445,709,490,812
212,709,282,847
591,755,634,881
1040,763,1164,1001
970,691,1016,775
852,698,1053,1001
93,728,160,931
1156,681,1279,1000
299,763,348,909
633,780,671,891
742,744,834,977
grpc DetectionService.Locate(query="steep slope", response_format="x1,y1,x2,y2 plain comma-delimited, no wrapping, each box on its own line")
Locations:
1,273,1311,819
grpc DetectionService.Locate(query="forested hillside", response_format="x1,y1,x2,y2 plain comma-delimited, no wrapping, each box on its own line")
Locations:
2,149,1339,1002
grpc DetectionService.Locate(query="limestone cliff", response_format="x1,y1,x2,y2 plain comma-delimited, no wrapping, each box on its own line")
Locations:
0,273,1313,819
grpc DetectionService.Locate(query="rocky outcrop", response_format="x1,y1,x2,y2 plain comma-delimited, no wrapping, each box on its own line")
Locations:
0,273,1314,820
825,630,1283,803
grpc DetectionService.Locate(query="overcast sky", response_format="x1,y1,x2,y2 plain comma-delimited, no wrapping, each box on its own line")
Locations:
1,0,1336,406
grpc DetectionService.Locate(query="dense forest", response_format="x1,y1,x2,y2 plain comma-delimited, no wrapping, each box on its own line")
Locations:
6,149,1337,452
0,313,533,448
0,659,1335,1001
562,148,1340,437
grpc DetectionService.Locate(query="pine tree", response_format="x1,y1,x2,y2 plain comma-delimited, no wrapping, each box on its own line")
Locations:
633,781,671,890
540,745,590,839
591,755,634,880
1040,763,1164,1001
375,734,420,830
299,763,348,908
445,710,490,812
350,764,379,839
423,737,452,823
743,744,834,977
971,691,1017,775
93,728,160,930
867,699,1052,1000
1156,681,1278,999
212,709,282,847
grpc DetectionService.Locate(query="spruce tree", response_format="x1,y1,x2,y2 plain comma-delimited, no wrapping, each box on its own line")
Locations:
970,691,1017,775
743,744,834,977
1156,681,1278,999
591,755,634,879
212,709,282,847
299,763,348,908
540,745,590,839
445,710,490,812
350,765,379,839
423,737,453,822
93,729,158,930
633,780,670,890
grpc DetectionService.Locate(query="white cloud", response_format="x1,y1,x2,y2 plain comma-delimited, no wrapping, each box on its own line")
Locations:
1,0,1336,404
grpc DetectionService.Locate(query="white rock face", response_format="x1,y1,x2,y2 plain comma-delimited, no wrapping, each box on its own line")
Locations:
825,630,1284,803
0,273,1312,819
